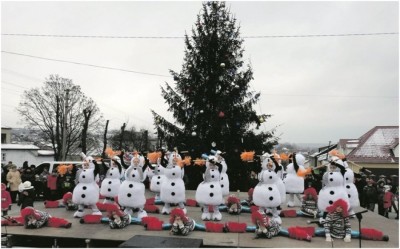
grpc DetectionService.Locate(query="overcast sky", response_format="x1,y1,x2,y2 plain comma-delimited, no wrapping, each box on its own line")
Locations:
1,1,398,144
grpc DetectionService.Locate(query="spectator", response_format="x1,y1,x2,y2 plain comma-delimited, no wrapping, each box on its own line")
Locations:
6,165,22,203
38,167,50,200
363,178,378,212
21,167,35,185
1,183,12,216
21,161,29,174
354,173,367,208
377,180,386,216
383,185,394,218
248,170,259,189
18,181,36,210
47,169,59,200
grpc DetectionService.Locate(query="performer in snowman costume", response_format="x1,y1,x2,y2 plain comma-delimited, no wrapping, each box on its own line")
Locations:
160,150,186,215
149,149,169,200
72,153,101,218
253,165,283,224
283,153,305,207
268,153,286,205
118,153,148,219
342,158,359,216
100,156,123,204
214,150,230,198
318,156,350,225
195,155,224,221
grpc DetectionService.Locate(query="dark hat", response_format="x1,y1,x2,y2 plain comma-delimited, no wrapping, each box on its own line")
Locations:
354,173,361,178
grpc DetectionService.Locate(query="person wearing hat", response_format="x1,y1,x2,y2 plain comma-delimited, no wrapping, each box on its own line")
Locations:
20,206,71,229
17,181,36,210
251,210,281,239
383,185,394,218
169,208,196,236
324,199,352,243
104,203,131,229
354,173,367,208
6,164,21,203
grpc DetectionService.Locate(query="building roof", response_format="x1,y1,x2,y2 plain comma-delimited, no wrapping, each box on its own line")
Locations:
1,144,40,150
38,150,55,156
347,126,399,163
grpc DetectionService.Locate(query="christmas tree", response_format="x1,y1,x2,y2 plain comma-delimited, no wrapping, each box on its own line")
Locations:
152,1,278,191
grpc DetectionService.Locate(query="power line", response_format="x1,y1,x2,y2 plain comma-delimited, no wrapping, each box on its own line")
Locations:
1,51,172,78
1,32,398,39
2,81,31,89
262,93,398,99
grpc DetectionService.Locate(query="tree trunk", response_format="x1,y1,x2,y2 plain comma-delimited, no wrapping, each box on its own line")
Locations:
102,120,109,158
55,96,61,161
119,123,126,150
81,108,92,154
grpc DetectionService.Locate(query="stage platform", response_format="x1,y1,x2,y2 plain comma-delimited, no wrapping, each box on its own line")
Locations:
1,190,398,248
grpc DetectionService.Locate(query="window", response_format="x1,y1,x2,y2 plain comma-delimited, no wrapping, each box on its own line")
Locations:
2,153,6,161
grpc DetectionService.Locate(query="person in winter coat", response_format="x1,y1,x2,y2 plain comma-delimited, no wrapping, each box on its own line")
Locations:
377,180,386,216
251,210,281,239
362,178,378,212
383,185,394,218
6,165,22,203
1,183,12,216
18,181,36,210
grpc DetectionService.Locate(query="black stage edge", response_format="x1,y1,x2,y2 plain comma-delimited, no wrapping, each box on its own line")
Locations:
1,234,124,248
118,235,203,248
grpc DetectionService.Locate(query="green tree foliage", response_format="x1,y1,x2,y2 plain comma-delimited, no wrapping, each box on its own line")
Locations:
152,2,278,190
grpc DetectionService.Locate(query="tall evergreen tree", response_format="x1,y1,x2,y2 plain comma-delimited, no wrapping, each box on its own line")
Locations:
152,1,278,190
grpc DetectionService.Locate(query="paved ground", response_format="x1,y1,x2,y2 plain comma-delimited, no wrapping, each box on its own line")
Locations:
1,190,398,248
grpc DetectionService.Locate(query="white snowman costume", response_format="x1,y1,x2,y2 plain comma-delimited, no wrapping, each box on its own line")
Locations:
72,153,101,218
100,156,122,204
343,160,359,216
318,157,350,223
261,153,286,204
215,151,230,197
150,163,166,199
118,154,148,219
195,155,224,221
253,168,283,224
160,151,186,215
283,153,305,207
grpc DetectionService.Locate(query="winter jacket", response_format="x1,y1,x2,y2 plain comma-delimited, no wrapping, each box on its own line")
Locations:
1,187,12,211
6,170,22,191
18,188,35,209
384,191,394,209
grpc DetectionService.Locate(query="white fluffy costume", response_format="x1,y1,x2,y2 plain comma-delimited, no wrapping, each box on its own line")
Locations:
72,153,101,218
213,150,229,197
100,156,123,204
283,153,305,207
195,155,224,221
343,159,359,216
318,156,350,223
253,166,283,224
160,151,186,215
118,153,148,219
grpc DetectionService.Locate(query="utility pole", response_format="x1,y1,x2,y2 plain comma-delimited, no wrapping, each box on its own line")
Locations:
61,89,70,161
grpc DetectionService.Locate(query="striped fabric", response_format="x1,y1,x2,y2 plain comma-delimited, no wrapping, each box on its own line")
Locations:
25,210,50,229
324,212,351,239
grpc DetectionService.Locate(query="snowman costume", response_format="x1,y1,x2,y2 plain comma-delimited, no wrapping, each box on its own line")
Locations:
342,159,359,216
267,153,286,204
253,167,283,224
100,156,123,204
214,151,229,197
195,155,224,221
160,151,186,215
283,153,305,207
318,156,350,224
118,154,148,219
72,153,101,218
149,150,169,199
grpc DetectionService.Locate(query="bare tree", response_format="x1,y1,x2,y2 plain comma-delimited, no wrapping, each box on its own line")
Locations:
17,74,104,160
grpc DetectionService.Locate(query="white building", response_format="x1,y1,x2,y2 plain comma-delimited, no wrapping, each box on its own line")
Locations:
1,144,54,167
